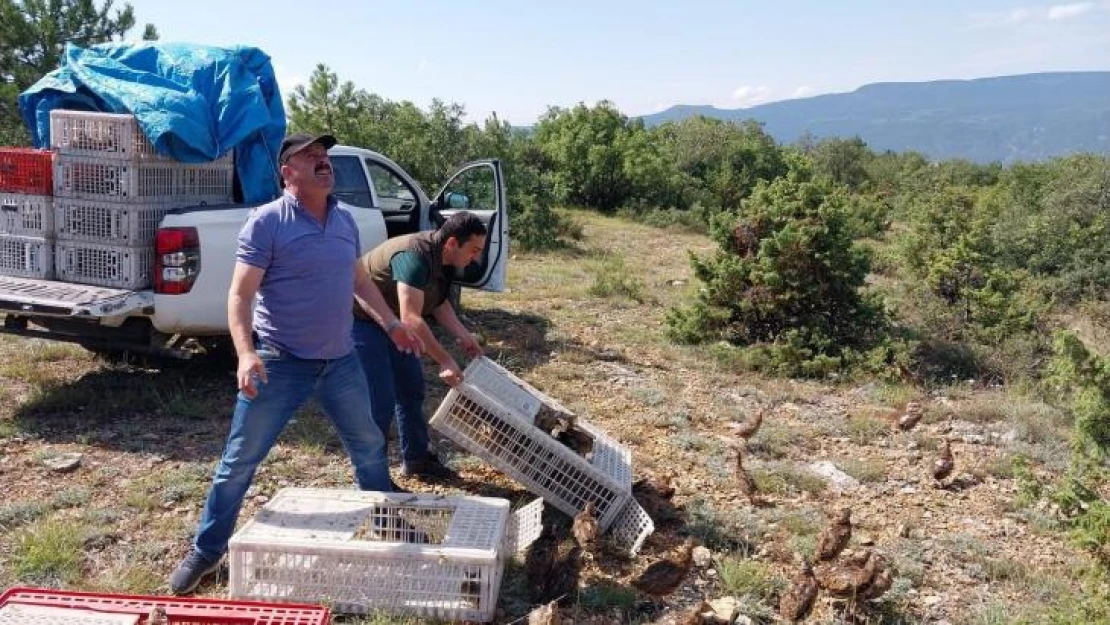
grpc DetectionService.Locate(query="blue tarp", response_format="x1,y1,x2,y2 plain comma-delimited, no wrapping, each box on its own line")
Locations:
19,42,286,203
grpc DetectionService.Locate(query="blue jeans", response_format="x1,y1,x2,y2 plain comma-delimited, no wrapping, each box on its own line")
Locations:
352,318,430,465
193,345,391,560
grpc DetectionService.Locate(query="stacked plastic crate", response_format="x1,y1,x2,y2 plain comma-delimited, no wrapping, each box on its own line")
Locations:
49,110,234,289
0,148,55,279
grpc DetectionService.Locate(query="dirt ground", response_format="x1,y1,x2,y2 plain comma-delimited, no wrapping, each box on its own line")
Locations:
1,211,1107,624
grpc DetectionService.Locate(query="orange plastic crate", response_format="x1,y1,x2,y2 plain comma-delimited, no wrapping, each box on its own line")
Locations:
0,587,330,624
0,149,54,195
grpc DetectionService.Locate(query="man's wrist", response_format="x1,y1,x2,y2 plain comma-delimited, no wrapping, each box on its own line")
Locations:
385,319,403,333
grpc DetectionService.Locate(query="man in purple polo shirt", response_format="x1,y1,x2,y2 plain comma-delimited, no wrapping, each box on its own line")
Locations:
168,133,421,595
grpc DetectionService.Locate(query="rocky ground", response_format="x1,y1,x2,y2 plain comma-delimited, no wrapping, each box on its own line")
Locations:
1,211,1107,624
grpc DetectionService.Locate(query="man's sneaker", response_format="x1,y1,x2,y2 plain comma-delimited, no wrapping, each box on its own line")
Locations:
400,455,458,480
168,549,222,595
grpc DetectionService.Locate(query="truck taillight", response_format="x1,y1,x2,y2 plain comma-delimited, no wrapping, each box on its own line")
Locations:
154,227,200,294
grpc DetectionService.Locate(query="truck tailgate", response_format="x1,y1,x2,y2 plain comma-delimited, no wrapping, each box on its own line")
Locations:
0,276,152,318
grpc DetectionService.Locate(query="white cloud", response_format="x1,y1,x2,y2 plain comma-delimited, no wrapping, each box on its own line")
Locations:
1047,2,1095,19
731,85,772,107
1008,8,1033,22
792,85,814,98
417,60,429,73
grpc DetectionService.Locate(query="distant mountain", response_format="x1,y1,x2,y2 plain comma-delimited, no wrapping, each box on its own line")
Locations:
639,72,1110,163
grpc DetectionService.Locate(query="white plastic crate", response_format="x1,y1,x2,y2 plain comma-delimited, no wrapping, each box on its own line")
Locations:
229,488,542,622
54,241,152,289
50,110,233,164
0,235,53,279
54,197,218,245
53,154,233,203
431,358,635,531
0,193,53,238
610,500,655,556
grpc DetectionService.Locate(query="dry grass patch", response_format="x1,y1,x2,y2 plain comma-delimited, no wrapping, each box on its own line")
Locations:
9,518,87,586
837,457,888,483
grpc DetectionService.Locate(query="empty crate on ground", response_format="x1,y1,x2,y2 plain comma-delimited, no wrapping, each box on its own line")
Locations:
229,488,543,623
431,357,655,555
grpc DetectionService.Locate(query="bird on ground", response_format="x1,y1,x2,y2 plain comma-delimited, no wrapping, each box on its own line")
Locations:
631,538,697,597
817,550,879,599
676,600,712,625
735,447,761,506
932,439,955,483
778,559,819,623
539,544,583,604
572,501,600,555
524,526,560,601
814,507,852,562
730,408,764,439
897,401,924,431
526,599,560,625
860,553,895,601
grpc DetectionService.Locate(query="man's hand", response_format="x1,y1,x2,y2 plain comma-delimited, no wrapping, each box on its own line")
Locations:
457,332,484,359
439,358,464,387
237,351,267,398
389,321,424,356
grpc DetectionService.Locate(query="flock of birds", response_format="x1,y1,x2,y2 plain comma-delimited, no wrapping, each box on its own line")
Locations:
522,399,957,624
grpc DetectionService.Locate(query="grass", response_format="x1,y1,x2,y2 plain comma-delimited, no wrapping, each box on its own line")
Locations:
586,253,648,304
716,555,782,603
837,457,888,483
844,413,889,445
10,518,87,586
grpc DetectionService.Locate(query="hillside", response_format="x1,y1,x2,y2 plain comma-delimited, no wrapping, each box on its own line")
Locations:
1,211,1106,623
641,72,1110,163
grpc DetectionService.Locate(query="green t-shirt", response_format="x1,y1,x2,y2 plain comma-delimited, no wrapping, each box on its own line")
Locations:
390,250,431,288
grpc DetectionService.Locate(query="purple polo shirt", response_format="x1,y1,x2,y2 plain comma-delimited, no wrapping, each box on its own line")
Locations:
236,192,361,359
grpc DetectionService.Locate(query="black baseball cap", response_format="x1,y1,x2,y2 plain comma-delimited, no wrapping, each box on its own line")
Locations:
279,133,337,164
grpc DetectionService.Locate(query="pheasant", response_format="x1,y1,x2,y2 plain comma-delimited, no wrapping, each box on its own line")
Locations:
677,600,712,625
729,409,764,439
932,439,954,483
897,401,924,431
736,447,761,506
860,553,895,600
572,501,600,554
814,507,852,562
526,600,560,625
524,526,560,601
539,544,583,604
631,538,697,597
778,560,819,623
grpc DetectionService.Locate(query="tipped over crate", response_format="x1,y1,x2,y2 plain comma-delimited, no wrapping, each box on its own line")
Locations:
228,488,542,622
431,357,654,554
0,586,330,624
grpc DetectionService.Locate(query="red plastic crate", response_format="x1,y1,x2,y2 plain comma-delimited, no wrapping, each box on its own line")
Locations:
0,587,330,624
0,149,54,195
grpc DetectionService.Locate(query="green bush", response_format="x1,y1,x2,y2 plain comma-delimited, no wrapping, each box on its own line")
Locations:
667,176,887,377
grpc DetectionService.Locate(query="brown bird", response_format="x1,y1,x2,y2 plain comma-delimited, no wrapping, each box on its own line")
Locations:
524,526,560,601
814,507,852,562
633,473,680,524
735,447,761,506
677,600,712,625
631,538,697,597
778,560,819,623
860,553,895,601
539,544,583,604
526,600,560,625
932,439,954,483
817,550,879,599
730,409,764,438
572,501,600,554
146,607,169,625
897,401,924,431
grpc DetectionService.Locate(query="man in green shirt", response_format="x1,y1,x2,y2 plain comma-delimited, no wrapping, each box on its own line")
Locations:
353,212,487,480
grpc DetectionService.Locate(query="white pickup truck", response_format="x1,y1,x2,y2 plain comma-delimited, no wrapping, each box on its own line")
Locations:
0,146,508,359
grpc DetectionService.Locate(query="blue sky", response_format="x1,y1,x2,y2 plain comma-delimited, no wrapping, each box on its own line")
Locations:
124,0,1110,124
